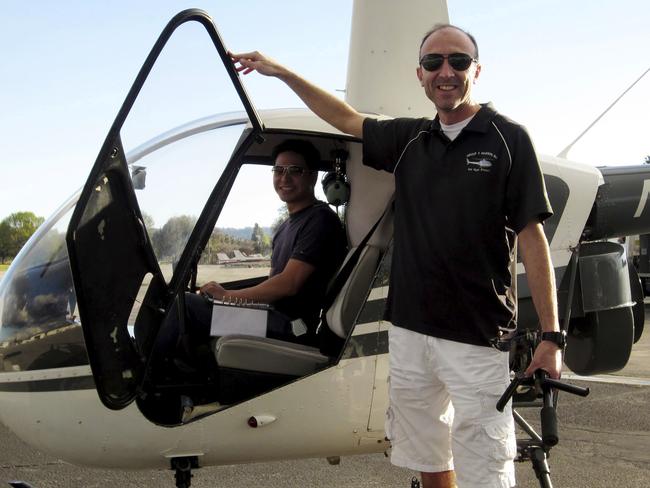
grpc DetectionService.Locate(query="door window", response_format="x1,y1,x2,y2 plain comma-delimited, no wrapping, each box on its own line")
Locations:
195,163,332,286
128,123,246,283
115,20,256,283
65,11,263,410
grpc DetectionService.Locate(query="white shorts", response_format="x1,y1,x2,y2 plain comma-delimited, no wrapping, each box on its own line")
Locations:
386,326,516,488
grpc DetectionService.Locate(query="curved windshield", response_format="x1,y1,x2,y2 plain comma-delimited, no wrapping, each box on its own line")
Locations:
0,15,258,376
0,200,84,372
0,118,247,372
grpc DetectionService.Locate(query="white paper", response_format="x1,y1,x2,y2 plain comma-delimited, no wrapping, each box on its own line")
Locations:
210,304,268,337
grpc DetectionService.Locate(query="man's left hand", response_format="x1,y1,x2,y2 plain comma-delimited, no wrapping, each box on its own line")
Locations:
524,340,562,379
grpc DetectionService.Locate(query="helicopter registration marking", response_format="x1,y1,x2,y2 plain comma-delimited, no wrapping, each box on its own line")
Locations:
633,179,650,218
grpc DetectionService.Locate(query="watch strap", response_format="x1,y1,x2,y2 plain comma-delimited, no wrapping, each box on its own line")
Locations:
541,331,566,347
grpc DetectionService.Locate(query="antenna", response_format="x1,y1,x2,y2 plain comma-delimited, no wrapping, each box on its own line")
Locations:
557,66,650,159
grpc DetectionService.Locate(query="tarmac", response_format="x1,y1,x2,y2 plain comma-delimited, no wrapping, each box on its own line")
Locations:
0,265,649,487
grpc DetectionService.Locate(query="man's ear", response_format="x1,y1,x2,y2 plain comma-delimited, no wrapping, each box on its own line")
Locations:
472,62,482,82
416,66,424,86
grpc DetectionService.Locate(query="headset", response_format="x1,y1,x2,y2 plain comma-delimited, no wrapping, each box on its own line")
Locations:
321,149,351,207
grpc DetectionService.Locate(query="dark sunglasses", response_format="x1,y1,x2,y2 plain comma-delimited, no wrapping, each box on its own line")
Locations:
419,53,477,72
271,165,311,177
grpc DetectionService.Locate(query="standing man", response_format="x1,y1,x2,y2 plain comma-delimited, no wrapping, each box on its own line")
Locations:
231,23,561,488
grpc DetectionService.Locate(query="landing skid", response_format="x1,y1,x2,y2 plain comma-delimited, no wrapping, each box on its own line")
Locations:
170,456,199,488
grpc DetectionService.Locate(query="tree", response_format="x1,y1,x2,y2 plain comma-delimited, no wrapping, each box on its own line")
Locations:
141,212,156,233
0,220,11,264
271,205,289,234
0,211,45,263
644,155,650,165
151,215,196,262
250,223,265,254
203,230,246,263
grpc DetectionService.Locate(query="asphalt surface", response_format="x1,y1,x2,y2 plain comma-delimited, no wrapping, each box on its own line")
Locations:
1,372,649,487
1,265,649,487
1,380,649,488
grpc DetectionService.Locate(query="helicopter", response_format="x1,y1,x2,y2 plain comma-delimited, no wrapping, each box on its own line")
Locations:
0,1,648,487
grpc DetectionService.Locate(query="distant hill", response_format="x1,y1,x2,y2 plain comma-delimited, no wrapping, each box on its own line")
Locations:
218,226,272,240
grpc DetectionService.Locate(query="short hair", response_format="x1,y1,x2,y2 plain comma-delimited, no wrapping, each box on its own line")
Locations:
419,24,479,60
271,139,321,170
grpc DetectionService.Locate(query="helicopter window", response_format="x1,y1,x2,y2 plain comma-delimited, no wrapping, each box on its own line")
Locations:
119,21,250,156
108,20,258,284
0,204,86,371
125,123,247,283
196,162,330,287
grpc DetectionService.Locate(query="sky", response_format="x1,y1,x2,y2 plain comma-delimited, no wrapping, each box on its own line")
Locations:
1,0,649,226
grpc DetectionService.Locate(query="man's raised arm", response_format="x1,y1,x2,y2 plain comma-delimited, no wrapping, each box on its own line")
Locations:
231,51,365,139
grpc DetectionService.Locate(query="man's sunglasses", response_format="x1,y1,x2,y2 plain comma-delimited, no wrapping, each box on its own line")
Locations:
271,165,312,176
419,53,477,72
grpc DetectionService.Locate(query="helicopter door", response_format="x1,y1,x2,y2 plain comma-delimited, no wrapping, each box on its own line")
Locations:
66,9,263,410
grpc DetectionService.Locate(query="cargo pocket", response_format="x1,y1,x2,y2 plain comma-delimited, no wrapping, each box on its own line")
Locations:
478,381,517,467
484,417,517,465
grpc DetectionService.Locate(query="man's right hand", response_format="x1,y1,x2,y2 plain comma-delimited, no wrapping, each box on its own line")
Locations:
229,50,364,138
200,281,227,300
230,51,286,78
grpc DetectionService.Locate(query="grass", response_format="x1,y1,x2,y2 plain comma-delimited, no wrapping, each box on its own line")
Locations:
0,264,9,272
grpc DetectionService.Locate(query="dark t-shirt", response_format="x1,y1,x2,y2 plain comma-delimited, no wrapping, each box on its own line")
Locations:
362,103,552,346
271,201,347,337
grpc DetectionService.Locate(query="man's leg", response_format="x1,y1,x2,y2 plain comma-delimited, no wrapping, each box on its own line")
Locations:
177,293,216,369
151,293,214,372
434,339,516,488
386,327,455,485
421,470,456,488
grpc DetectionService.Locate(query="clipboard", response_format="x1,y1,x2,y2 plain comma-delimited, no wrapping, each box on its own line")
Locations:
209,301,271,337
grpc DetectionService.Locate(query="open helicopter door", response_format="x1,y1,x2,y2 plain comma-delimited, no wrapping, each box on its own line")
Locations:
66,9,263,411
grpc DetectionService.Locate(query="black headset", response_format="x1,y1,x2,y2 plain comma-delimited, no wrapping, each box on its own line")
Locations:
321,149,351,207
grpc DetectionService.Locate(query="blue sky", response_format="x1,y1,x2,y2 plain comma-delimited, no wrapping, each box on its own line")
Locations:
1,0,649,223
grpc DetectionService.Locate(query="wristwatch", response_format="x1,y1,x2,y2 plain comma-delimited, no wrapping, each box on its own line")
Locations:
541,330,567,348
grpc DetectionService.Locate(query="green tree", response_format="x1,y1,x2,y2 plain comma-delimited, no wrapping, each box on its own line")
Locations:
141,212,158,250
141,212,156,232
250,223,265,254
0,211,45,263
271,205,289,234
261,233,272,255
201,229,254,264
152,215,196,262
0,220,11,263
644,155,650,164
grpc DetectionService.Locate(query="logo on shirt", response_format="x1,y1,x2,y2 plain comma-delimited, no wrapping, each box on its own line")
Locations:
466,152,497,173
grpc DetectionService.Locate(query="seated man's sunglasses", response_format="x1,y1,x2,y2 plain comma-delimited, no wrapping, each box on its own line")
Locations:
419,53,477,72
271,165,312,176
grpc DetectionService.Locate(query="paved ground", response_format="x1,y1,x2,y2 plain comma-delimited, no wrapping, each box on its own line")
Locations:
1,380,649,488
1,352,649,487
1,267,649,487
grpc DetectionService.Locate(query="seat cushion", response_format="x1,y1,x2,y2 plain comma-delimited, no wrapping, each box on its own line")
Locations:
214,335,330,376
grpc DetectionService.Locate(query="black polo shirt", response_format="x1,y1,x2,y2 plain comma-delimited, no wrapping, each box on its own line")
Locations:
271,201,347,337
363,103,552,346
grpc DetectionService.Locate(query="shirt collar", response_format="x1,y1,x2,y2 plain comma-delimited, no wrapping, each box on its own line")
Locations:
430,102,497,134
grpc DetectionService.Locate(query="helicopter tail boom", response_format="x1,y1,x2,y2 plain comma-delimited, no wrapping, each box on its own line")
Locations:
582,165,650,241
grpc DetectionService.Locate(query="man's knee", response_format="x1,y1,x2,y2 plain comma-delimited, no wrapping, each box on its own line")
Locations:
421,470,456,488
184,293,213,335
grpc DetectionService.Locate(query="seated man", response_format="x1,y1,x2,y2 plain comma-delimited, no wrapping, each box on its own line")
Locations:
155,139,347,372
